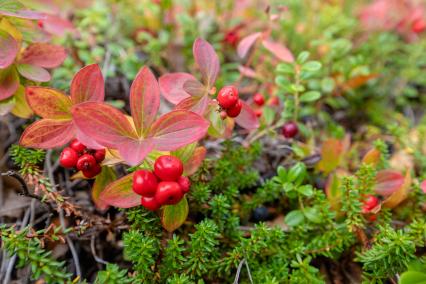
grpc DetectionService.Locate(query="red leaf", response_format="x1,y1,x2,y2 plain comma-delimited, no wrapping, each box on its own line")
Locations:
262,39,294,62
183,79,206,97
116,138,154,166
0,66,19,100
17,64,50,82
19,119,74,148
25,87,72,119
175,95,210,115
238,65,257,78
99,173,140,208
75,127,104,150
99,173,141,208
184,146,206,176
193,38,220,88
130,66,160,135
149,110,209,151
0,29,18,68
92,166,116,210
234,100,259,130
42,14,76,37
421,180,426,194
19,43,66,68
159,72,194,104
72,102,138,149
70,64,105,104
375,170,405,196
237,32,262,58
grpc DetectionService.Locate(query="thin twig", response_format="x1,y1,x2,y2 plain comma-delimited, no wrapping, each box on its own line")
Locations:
91,235,108,265
233,259,246,284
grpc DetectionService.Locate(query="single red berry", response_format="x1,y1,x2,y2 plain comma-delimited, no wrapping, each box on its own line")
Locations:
93,149,106,163
59,147,79,168
254,109,262,117
268,96,279,106
217,86,239,109
76,154,97,171
141,196,160,211
220,111,228,120
37,20,44,28
412,18,426,33
177,176,191,193
368,214,377,222
226,100,242,118
253,93,265,106
154,155,183,181
282,121,299,138
132,170,158,197
70,139,87,154
224,31,239,47
155,181,184,205
362,195,379,213
82,163,102,178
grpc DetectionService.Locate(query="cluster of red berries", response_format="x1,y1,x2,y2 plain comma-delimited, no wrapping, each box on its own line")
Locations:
132,155,191,211
59,139,105,178
282,121,299,139
217,86,242,119
361,195,379,214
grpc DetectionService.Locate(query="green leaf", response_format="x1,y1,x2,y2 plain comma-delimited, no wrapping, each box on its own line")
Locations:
287,163,306,183
300,91,321,102
400,271,426,284
172,142,197,164
92,167,117,210
262,106,275,125
161,197,189,232
302,61,322,72
297,51,310,64
276,63,294,75
304,207,322,223
285,210,305,227
297,185,314,197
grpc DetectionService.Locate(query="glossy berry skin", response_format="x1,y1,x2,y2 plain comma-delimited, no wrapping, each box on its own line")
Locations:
177,176,191,193
59,147,79,168
154,155,183,181
76,154,97,171
412,19,426,34
155,181,184,205
217,86,239,109
70,139,87,154
141,196,160,211
82,163,102,178
253,93,265,106
94,149,106,163
362,195,379,213
282,121,299,138
252,206,270,222
226,100,242,118
132,170,158,197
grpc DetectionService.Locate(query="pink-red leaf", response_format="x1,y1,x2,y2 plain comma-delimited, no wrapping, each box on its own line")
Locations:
19,119,74,148
116,138,155,166
99,173,140,208
70,64,104,105
262,39,294,63
193,38,219,88
0,29,18,68
149,110,209,151
72,102,138,148
41,14,76,37
238,65,257,78
130,66,160,135
0,9,45,20
237,32,262,58
17,64,50,82
161,197,188,232
234,100,259,130
0,66,19,100
184,146,206,176
183,79,206,97
159,72,194,104
92,166,116,210
175,95,210,116
375,170,405,196
26,86,72,119
19,43,66,68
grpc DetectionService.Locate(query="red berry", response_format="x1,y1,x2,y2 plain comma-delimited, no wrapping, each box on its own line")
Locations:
154,155,183,181
37,20,44,28
155,181,184,205
93,149,106,163
412,18,426,34
59,147,79,168
76,154,97,171
282,122,299,138
224,31,239,47
132,170,158,197
177,176,191,193
254,109,262,117
82,163,102,178
253,93,265,106
268,96,279,106
217,86,239,109
362,195,379,213
220,111,228,120
141,196,160,211
70,139,87,154
226,100,242,118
